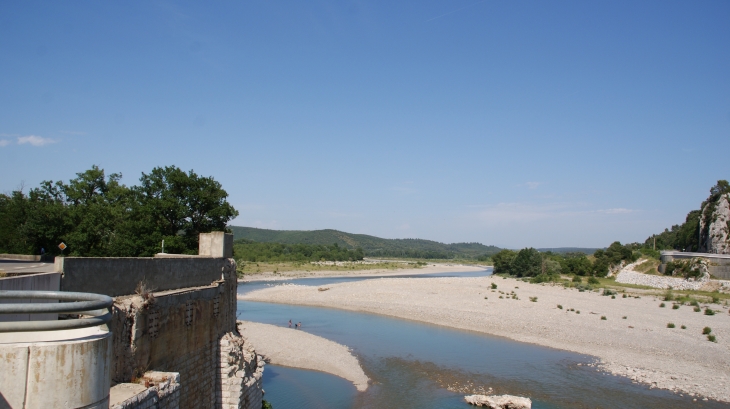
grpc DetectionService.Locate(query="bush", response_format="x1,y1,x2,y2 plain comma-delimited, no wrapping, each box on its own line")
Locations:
529,296,538,302
681,325,686,329
576,310,581,314
557,304,563,309
622,316,627,319
707,335,717,343
667,323,675,328
705,308,715,316
601,316,607,320
587,276,600,285
694,306,701,312
603,289,617,296
263,400,274,409
572,275,582,283
702,327,712,335
672,304,680,310
663,291,674,301
491,282,497,289
659,303,666,308
622,293,627,298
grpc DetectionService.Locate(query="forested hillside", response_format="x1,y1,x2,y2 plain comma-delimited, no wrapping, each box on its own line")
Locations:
228,226,501,259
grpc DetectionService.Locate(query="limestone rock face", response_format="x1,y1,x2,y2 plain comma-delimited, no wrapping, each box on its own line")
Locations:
464,394,532,408
699,193,730,254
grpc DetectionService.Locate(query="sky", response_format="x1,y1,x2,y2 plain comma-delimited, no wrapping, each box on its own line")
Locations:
1,1,729,249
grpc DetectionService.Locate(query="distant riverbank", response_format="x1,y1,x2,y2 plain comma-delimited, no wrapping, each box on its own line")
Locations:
240,275,730,402
238,262,487,282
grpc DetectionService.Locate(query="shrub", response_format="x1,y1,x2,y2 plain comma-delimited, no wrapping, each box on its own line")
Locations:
705,308,715,316
576,310,581,314
557,304,563,309
611,295,616,299
694,306,701,312
663,291,674,301
707,335,717,343
603,289,616,296
681,325,686,329
484,296,488,299
601,316,607,320
690,300,699,307
659,303,666,308
622,316,627,319
491,282,497,289
587,277,600,285
263,400,273,409
672,304,680,310
667,323,675,328
499,296,503,299
702,327,712,335
572,275,582,283
622,293,627,298
711,296,719,304
529,297,538,302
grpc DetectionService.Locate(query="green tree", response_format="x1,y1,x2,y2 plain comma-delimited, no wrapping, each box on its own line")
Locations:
492,249,516,275
511,248,542,277
132,166,239,255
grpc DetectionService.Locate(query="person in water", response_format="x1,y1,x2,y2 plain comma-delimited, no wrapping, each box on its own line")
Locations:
288,319,292,328
297,322,302,329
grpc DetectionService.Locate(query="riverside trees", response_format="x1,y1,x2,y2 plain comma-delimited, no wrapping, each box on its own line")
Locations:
493,242,637,280
0,165,238,257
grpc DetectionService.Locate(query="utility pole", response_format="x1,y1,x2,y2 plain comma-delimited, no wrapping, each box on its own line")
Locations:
653,235,656,251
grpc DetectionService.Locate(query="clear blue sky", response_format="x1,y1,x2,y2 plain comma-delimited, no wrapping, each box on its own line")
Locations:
1,1,728,249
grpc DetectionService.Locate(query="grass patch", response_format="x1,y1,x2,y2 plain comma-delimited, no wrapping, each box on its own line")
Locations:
529,296,538,302
667,323,675,328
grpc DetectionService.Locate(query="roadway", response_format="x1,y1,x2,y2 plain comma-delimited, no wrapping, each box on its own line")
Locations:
0,259,56,274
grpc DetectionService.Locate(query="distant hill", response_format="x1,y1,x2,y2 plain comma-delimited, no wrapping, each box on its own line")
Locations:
228,226,502,259
537,247,600,255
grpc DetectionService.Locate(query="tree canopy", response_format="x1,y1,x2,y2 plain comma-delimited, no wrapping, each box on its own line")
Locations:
0,165,238,257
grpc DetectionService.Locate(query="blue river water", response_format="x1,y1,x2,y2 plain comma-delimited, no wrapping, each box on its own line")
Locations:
238,270,728,409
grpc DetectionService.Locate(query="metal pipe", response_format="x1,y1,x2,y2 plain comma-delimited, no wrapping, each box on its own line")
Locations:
0,290,112,314
0,290,113,332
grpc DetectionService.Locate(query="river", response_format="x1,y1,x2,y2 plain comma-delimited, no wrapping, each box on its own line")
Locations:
237,270,728,409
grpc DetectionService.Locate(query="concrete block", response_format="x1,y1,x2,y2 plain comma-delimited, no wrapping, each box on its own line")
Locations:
198,232,233,258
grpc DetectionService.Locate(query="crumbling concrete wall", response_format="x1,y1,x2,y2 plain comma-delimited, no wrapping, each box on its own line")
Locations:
218,330,264,408
111,372,181,409
104,257,262,409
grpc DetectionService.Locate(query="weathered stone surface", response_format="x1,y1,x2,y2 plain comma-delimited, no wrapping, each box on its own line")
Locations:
699,193,730,254
464,394,532,409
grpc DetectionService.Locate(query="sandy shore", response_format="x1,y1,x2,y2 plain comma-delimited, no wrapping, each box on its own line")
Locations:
239,262,487,282
240,275,730,402
237,321,369,391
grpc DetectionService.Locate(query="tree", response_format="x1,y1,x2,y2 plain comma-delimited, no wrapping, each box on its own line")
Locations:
0,165,239,257
511,248,542,277
133,166,239,255
492,249,516,275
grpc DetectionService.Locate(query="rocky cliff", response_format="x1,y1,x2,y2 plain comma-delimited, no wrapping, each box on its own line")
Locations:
699,190,730,254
